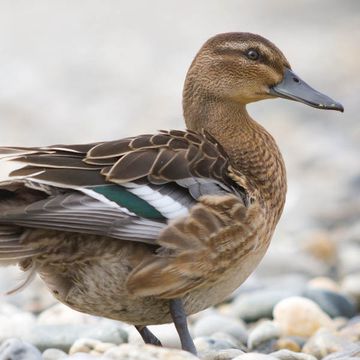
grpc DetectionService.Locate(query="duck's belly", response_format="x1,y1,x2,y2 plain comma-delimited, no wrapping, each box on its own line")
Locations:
37,240,268,325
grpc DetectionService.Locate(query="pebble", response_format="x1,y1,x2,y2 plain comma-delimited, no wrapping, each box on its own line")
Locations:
302,328,354,358
341,272,360,307
270,349,317,360
0,338,42,360
42,348,68,360
307,277,340,293
69,338,116,355
23,323,127,352
193,313,247,345
102,343,199,359
233,289,300,322
201,349,245,360
302,288,357,318
247,320,280,350
273,296,334,337
274,337,302,352
194,332,241,353
232,354,277,360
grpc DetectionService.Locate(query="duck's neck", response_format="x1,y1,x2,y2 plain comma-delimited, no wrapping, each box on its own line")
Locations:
183,95,287,222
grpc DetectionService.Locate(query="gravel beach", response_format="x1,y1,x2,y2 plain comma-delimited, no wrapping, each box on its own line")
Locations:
0,1,359,359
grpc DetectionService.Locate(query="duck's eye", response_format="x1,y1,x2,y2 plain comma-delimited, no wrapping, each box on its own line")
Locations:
246,49,260,61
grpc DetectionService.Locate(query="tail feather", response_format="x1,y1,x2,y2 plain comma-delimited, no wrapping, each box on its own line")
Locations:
0,174,48,295
0,183,47,265
0,249,42,261
0,226,39,294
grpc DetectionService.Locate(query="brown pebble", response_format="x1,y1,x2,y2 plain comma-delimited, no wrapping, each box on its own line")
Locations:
276,337,301,352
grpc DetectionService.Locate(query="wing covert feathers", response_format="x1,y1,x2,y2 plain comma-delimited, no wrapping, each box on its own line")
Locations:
0,130,248,200
90,130,237,190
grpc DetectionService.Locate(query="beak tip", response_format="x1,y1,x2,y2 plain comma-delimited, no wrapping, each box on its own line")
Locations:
317,102,344,112
331,102,344,113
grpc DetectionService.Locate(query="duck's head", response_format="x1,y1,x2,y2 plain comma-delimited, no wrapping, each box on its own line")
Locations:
183,32,343,118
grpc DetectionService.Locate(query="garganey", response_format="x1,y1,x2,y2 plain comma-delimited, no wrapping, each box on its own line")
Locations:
0,33,343,355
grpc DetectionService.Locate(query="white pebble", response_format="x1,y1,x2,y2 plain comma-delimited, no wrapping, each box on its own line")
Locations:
42,348,68,360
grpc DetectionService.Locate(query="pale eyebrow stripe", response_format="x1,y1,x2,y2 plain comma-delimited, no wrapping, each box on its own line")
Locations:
216,41,272,56
216,41,247,51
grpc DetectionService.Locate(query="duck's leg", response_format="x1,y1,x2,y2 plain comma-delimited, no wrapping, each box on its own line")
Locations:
135,325,162,346
169,299,197,355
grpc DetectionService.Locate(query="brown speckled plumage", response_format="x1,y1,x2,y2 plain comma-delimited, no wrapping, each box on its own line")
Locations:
0,32,343,353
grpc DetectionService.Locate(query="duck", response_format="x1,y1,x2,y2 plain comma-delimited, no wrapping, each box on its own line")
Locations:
0,32,343,355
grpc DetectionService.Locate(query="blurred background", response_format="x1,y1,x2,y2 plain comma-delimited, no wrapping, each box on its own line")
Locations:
0,0,359,326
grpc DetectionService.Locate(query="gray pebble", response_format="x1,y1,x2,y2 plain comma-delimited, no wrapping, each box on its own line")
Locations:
0,338,42,360
193,314,247,345
251,339,277,354
233,290,299,322
194,334,239,353
247,320,280,350
23,323,127,352
303,288,357,318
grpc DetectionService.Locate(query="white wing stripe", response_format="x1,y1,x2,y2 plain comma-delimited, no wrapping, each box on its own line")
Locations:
124,184,189,219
